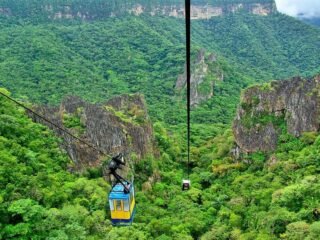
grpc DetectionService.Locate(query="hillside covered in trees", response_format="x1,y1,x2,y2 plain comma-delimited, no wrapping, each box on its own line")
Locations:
1,0,320,239
0,0,276,21
1,9,319,127
2,78,320,239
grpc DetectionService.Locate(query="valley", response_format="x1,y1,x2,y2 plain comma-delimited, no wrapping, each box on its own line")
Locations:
1,0,320,239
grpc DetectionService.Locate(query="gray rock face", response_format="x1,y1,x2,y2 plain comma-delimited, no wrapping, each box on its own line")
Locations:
33,94,156,169
233,75,320,153
176,49,223,107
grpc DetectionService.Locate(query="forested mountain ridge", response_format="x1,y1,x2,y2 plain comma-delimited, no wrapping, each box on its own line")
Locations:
1,0,320,239
1,12,319,127
0,0,276,21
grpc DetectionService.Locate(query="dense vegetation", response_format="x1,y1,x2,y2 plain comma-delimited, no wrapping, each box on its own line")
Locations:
0,0,275,12
1,1,320,239
138,122,320,239
0,89,112,239
0,0,275,23
1,13,319,128
193,13,320,80
2,88,320,239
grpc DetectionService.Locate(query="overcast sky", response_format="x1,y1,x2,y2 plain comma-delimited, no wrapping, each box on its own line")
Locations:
275,0,320,18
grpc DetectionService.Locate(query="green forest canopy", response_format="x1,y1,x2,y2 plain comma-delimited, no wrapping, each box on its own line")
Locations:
1,1,320,239
0,13,319,129
0,0,275,21
2,84,320,239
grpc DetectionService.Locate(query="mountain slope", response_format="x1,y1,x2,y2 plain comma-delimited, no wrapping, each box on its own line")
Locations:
1,13,320,128
2,76,320,239
193,13,320,80
0,0,276,21
1,1,320,239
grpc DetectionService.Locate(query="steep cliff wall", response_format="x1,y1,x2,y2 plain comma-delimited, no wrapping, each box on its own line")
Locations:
233,75,320,153
0,0,277,21
131,2,276,19
32,94,156,169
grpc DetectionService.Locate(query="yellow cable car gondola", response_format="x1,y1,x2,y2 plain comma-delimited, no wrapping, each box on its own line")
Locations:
109,182,135,225
107,154,136,226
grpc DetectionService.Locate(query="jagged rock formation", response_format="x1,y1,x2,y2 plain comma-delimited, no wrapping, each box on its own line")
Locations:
32,94,156,169
0,0,277,21
233,75,320,153
131,2,277,19
176,49,223,106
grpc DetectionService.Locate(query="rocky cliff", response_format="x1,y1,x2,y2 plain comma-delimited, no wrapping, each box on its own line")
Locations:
0,0,277,21
233,75,320,153
130,1,277,19
32,94,156,169
176,49,223,106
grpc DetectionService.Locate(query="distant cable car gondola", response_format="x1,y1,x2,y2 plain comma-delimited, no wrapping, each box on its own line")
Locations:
182,179,191,191
107,154,136,226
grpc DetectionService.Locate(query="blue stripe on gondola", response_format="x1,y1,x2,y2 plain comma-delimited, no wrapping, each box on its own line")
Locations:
109,183,133,199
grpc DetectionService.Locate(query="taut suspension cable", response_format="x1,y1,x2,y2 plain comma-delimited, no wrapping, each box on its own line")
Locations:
0,91,106,155
185,0,191,178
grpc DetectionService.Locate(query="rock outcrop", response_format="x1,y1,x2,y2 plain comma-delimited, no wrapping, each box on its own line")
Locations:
132,2,277,19
0,0,277,21
32,94,156,169
176,49,223,106
233,75,320,153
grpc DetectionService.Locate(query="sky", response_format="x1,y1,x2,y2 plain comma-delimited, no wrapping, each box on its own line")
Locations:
275,0,320,18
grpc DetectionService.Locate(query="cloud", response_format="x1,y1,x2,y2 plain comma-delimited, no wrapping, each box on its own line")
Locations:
275,0,320,18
